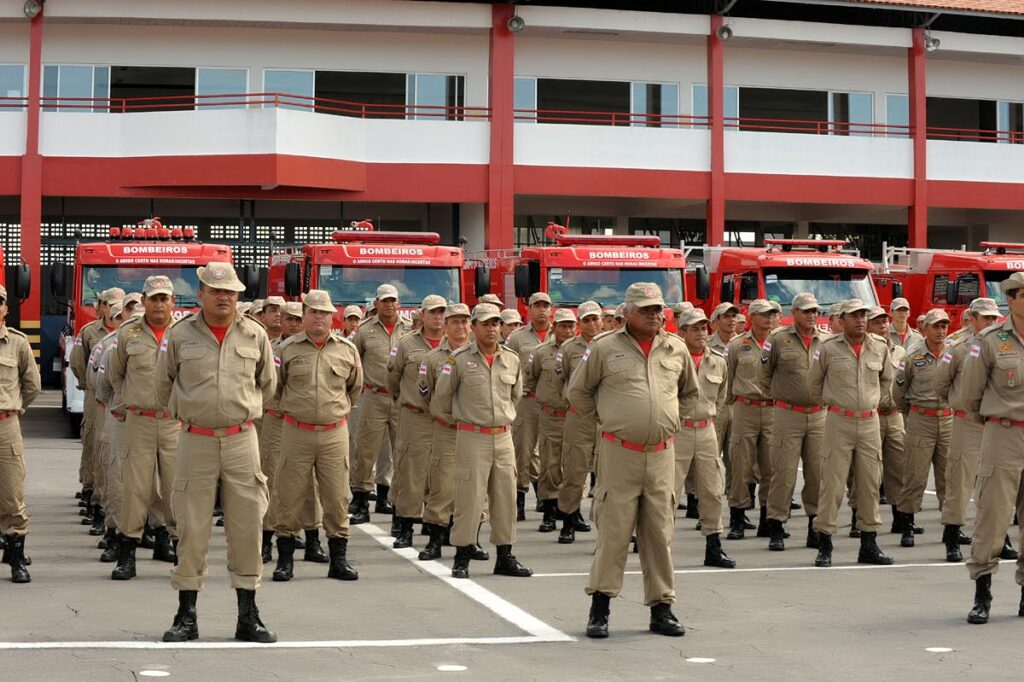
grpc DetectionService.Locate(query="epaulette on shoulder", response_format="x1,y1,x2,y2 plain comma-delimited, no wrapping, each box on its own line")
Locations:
867,332,886,343
7,327,26,338
277,334,301,352
769,326,789,338
241,314,267,331
707,345,725,358
452,345,472,357
978,324,1001,337
337,334,358,351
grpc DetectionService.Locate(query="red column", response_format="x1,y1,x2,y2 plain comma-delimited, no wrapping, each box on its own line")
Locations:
486,3,515,250
908,27,928,248
706,15,726,247
19,11,44,338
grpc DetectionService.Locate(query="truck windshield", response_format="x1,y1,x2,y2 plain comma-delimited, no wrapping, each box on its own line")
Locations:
763,268,877,308
317,266,460,306
984,271,1011,313
80,266,202,308
546,268,684,307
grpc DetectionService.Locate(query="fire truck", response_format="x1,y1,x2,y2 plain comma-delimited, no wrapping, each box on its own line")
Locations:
267,221,486,327
468,223,701,329
0,249,31,307
699,239,879,326
51,219,242,433
877,242,1024,330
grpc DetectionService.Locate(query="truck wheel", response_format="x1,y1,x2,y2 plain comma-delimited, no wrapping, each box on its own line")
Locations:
69,413,82,438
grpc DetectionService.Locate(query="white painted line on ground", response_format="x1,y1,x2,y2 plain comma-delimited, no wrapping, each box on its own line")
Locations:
0,635,550,651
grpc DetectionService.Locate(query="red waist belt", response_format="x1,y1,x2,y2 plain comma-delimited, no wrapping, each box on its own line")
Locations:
457,423,509,435
181,420,254,437
954,410,969,419
264,409,281,418
128,407,172,419
877,407,900,416
828,406,877,419
541,405,568,418
0,411,18,421
434,418,457,430
402,403,427,415
682,419,711,429
910,405,953,417
601,432,673,452
524,391,537,399
283,414,347,432
775,400,823,414
987,417,1024,427
364,384,389,395
735,396,773,407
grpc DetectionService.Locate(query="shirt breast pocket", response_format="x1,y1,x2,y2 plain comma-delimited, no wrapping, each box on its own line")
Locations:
178,344,210,382
0,355,17,380
329,363,351,389
464,371,486,387
736,353,757,378
234,346,260,375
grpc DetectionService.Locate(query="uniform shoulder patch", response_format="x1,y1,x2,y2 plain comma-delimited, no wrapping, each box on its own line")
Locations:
6,328,26,338
707,346,725,359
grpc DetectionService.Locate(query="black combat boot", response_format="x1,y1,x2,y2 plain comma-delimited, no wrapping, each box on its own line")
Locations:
494,545,533,577
1019,586,1024,618
756,506,770,538
726,507,745,540
849,509,861,538
152,527,177,563
890,505,901,534
293,532,305,549
858,532,894,565
516,490,526,522
900,512,916,547
967,574,992,624
704,533,736,568
442,521,453,546
261,530,273,564
235,589,277,643
140,524,156,549
304,529,329,562
586,592,610,638
272,536,295,582
390,512,400,538
100,527,119,563
558,513,575,545
374,484,394,514
814,533,833,568
469,524,490,561
451,545,472,579
768,519,786,551
588,472,596,498
162,590,199,642
327,537,359,580
533,481,543,512
685,494,700,520
572,510,591,532
418,524,443,561
111,535,137,580
349,491,370,525
746,482,757,511
81,502,96,526
6,535,30,584
649,602,685,637
89,507,106,536
807,515,820,549
958,528,972,545
1001,535,1019,560
393,517,414,550
538,500,557,533
943,525,963,562
790,499,802,510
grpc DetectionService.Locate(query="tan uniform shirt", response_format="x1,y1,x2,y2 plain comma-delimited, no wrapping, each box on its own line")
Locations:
94,341,125,416
526,339,571,412
893,339,949,412
431,342,522,428
421,339,457,424
961,318,1024,421
758,324,827,407
276,332,362,425
263,337,285,414
933,332,979,418
808,333,893,412
879,340,907,411
889,327,923,351
156,312,276,428
353,316,411,391
0,326,40,412
71,319,110,388
568,328,699,445
725,332,771,402
685,349,727,422
108,315,173,411
708,330,734,355
559,335,591,392
505,325,550,392
387,330,439,412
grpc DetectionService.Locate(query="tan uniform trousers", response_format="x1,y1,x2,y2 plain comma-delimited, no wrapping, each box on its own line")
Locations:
967,422,1024,582
351,390,397,493
0,416,28,536
879,411,906,505
586,439,676,606
260,414,320,533
715,409,732,493
942,415,984,527
92,407,110,507
423,421,458,526
537,410,566,502
273,422,351,539
727,402,773,509
512,395,541,490
120,413,179,539
394,408,435,519
102,413,126,529
813,412,883,537
79,390,97,487
557,411,597,516
451,429,517,548
171,426,268,592
673,424,724,536
897,411,950,515
767,407,824,522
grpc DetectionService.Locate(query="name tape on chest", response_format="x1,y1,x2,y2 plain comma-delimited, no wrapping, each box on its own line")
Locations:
159,338,169,352
941,352,952,364
581,348,591,363
969,344,981,358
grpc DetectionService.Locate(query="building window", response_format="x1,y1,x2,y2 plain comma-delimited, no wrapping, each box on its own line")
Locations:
0,65,25,110
514,77,537,121
691,84,739,129
927,96,998,142
997,101,1023,144
315,71,405,118
43,65,109,112
109,66,195,112
738,87,827,134
631,82,679,127
830,92,873,136
535,78,630,125
196,68,248,109
886,94,908,137
407,73,465,120
263,69,314,110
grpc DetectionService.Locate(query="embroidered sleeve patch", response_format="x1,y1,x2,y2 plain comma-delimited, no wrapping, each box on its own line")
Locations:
389,346,398,357
764,341,772,352
898,360,906,370
581,348,591,363
441,363,453,376
418,363,428,376
273,355,281,368
941,352,953,364
812,349,820,360
969,344,981,358
159,338,169,352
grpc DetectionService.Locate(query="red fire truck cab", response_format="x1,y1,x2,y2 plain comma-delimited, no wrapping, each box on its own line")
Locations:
0,248,31,305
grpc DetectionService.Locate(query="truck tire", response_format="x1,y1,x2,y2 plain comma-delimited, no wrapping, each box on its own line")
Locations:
69,413,82,438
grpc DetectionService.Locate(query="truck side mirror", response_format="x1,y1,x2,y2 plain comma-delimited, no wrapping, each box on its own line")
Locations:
694,264,710,301
514,262,540,299
50,262,67,298
12,264,30,302
284,263,301,297
740,275,759,303
945,279,957,306
891,281,903,299
474,265,490,297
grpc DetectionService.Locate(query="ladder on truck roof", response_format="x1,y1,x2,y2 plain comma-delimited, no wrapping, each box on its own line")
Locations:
981,241,1024,255
880,243,967,274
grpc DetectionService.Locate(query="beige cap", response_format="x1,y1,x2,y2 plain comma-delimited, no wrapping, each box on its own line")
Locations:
890,297,911,311
528,292,552,306
867,306,890,320
198,262,245,292
747,299,774,316
791,292,820,311
1000,272,1024,294
472,303,502,322
124,292,143,307
553,308,577,324
500,309,522,324
922,308,951,326
671,301,695,316
624,282,665,308
264,296,286,309
827,303,843,318
302,289,337,313
841,298,872,315
710,302,739,322
283,301,303,318
143,276,173,297
249,299,265,315
970,297,1001,317
446,302,471,319
99,287,126,304
768,300,783,313
614,303,625,319
343,304,363,320
421,294,448,311
376,284,399,301
109,302,125,319
602,307,615,316
916,314,925,324
236,301,252,314
578,301,602,320
679,309,709,327
480,293,503,307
